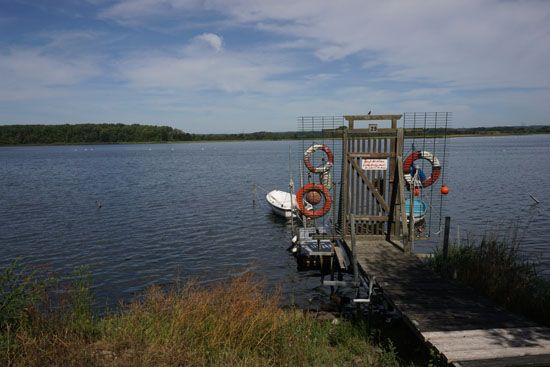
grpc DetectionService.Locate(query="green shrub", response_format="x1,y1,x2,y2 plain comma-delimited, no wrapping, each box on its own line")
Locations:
430,237,550,326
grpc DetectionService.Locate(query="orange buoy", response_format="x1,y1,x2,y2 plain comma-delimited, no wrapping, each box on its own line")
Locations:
305,190,322,205
441,185,450,195
414,188,421,197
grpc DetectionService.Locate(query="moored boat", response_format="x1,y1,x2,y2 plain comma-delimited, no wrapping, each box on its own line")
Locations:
266,189,313,219
405,198,428,221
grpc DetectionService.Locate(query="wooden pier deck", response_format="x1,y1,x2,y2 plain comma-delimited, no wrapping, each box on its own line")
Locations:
349,237,550,367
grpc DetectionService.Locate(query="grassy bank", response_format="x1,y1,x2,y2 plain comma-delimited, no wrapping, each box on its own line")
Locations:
1,263,399,367
429,237,550,326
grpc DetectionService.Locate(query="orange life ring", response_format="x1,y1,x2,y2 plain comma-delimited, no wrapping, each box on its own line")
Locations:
403,150,441,188
304,144,334,173
296,183,332,218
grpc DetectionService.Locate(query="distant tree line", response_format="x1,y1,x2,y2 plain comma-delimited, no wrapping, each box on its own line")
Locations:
0,125,332,144
447,125,550,135
0,123,548,145
0,124,192,145
407,125,550,137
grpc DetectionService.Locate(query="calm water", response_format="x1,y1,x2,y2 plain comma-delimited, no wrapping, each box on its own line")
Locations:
1,135,549,307
435,134,550,278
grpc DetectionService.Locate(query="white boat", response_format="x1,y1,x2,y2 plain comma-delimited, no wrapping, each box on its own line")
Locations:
266,190,311,219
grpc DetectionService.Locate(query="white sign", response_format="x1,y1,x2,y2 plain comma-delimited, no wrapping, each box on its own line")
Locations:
361,158,388,171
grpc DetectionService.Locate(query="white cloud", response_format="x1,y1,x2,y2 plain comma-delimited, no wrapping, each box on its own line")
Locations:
101,0,550,90
191,33,223,52
3,0,549,128
39,30,100,49
117,34,295,94
99,0,201,24
0,48,100,101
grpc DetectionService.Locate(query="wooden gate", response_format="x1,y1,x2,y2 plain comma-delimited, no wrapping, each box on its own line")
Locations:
339,115,409,251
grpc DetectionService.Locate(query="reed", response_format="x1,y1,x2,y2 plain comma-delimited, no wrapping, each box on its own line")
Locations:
430,236,550,326
0,262,398,367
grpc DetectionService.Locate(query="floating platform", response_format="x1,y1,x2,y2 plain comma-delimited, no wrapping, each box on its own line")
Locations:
346,237,550,367
294,227,335,272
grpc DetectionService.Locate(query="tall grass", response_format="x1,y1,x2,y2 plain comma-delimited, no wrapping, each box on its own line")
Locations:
0,262,399,367
430,236,550,326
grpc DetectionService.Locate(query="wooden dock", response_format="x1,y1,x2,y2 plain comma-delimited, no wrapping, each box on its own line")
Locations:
349,237,550,367
330,114,550,365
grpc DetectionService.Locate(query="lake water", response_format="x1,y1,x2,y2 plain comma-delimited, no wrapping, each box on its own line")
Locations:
1,134,549,307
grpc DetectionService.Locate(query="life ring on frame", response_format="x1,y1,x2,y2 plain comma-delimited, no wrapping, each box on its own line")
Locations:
304,144,333,173
403,150,441,188
296,183,332,218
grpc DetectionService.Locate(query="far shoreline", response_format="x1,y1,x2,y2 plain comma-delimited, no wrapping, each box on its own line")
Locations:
1,131,549,147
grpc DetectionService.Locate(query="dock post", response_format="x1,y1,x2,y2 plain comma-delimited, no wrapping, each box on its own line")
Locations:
442,216,451,274
350,214,359,287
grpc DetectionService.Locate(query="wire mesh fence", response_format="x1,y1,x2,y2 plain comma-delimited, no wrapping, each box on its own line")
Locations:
296,116,345,232
294,113,452,245
402,112,452,240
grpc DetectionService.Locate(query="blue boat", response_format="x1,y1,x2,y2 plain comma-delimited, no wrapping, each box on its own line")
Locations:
405,198,428,220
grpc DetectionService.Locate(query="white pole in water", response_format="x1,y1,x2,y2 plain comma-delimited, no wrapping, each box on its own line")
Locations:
252,182,257,207
529,193,540,204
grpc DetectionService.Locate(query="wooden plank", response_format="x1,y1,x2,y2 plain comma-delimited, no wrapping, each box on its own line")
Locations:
444,346,550,363
396,155,408,251
333,246,349,269
382,137,389,235
353,215,389,221
360,137,366,233
347,128,398,135
353,139,364,233
344,114,402,121
348,152,394,158
349,158,390,212
391,129,403,239
385,137,391,216
424,328,550,341
434,336,550,354
350,138,356,216
458,354,550,367
357,240,527,331
348,238,550,366
376,138,383,234
366,138,372,234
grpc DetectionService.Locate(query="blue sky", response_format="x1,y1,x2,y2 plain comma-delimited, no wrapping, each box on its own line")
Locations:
1,0,549,133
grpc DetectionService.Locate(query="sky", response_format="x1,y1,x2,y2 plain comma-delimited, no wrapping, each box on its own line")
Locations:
1,0,549,133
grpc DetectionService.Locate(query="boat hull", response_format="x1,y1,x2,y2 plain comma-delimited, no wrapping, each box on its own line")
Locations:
267,202,294,218
266,190,297,219
405,198,428,221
